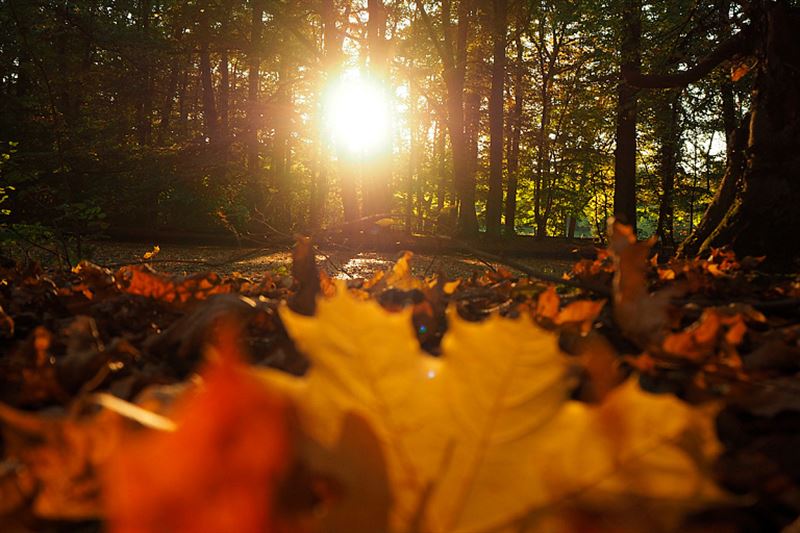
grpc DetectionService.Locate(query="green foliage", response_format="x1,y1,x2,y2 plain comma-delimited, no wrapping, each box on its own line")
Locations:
0,142,17,217
0,0,739,245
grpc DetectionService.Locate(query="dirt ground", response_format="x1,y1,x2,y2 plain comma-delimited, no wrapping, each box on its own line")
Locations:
78,242,574,280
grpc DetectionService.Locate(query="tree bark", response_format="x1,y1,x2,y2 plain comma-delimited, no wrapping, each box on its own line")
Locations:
655,90,682,249
417,0,478,235
178,64,189,137
613,0,641,231
136,0,153,146
246,0,264,210
435,119,447,211
486,0,507,236
157,58,180,146
452,0,479,236
311,0,345,228
693,2,800,266
406,75,417,233
219,50,230,138
534,77,551,239
678,120,747,257
198,2,218,144
363,0,392,217
465,87,480,217
273,60,292,230
504,29,524,235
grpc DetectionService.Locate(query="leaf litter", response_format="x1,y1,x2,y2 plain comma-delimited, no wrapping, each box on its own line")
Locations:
0,221,798,532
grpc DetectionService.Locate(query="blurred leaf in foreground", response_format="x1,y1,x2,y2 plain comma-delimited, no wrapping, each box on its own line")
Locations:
261,286,726,532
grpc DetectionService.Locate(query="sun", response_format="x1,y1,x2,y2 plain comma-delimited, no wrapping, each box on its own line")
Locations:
323,70,392,155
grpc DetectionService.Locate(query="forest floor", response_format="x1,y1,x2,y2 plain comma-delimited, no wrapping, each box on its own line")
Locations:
78,241,576,280
1,228,799,532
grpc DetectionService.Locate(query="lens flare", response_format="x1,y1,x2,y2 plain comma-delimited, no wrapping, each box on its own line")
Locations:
324,70,391,155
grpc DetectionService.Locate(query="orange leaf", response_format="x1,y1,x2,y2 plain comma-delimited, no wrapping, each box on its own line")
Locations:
536,286,560,321
663,310,721,361
116,266,232,304
555,299,606,331
105,353,293,533
608,220,675,346
731,62,750,82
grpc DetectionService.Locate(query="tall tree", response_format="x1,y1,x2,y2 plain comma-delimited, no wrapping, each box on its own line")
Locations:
272,56,292,229
613,0,642,231
628,0,800,266
504,20,525,235
654,89,682,248
486,0,507,236
418,0,479,236
197,0,219,144
246,0,265,210
311,0,346,227
136,0,153,146
364,0,393,217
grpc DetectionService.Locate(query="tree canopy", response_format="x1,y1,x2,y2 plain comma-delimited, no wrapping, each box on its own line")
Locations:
0,0,796,264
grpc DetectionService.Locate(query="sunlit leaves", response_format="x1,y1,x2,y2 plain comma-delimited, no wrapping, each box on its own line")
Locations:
272,286,725,532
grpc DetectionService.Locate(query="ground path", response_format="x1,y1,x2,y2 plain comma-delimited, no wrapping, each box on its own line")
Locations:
86,242,575,280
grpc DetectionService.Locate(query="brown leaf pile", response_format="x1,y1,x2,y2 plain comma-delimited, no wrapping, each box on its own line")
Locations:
0,226,798,532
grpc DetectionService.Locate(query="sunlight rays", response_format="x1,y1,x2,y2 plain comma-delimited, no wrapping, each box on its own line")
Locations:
323,70,392,156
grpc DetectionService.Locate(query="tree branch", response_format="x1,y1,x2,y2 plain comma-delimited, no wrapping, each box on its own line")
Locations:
623,29,753,89
415,1,449,66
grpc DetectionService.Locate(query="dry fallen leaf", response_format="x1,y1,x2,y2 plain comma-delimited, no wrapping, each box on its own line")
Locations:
260,286,725,532
0,403,123,519
104,350,293,533
0,304,14,338
536,285,561,321
116,265,232,304
384,251,426,291
608,219,677,347
142,245,160,260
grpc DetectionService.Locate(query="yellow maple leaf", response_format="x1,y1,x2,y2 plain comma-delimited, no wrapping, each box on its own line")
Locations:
267,286,726,532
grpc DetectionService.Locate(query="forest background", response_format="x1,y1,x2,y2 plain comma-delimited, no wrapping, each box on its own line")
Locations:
0,0,761,257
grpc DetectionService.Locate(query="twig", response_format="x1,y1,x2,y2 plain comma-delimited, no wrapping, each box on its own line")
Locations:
314,246,355,279
423,254,439,277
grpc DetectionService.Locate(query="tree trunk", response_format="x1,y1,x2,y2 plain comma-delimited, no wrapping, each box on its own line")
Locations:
198,3,218,144
613,0,641,231
178,64,189,137
157,58,180,146
486,0,507,236
246,0,264,211
504,29,524,235
309,0,342,229
534,76,551,239
464,87,480,223
567,215,577,238
136,0,153,146
406,76,417,233
363,0,392,217
435,119,447,211
655,90,681,250
219,50,230,138
273,60,292,230
689,2,800,267
447,0,479,236
418,0,478,235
